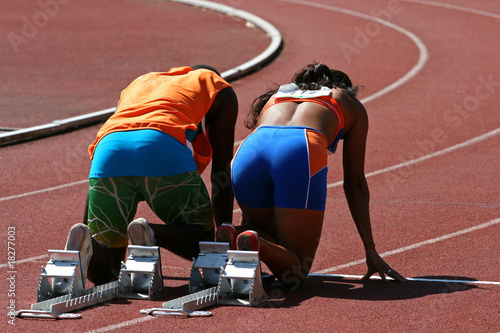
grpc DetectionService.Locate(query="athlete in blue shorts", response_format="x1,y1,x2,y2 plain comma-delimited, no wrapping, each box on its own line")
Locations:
223,63,405,288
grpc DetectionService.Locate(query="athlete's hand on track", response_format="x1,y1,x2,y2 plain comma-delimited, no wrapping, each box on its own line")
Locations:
361,249,406,282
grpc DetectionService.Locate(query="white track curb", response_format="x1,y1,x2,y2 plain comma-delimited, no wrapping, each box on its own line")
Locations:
0,0,282,147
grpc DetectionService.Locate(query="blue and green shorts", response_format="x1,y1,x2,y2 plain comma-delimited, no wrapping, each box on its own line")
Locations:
87,129,213,248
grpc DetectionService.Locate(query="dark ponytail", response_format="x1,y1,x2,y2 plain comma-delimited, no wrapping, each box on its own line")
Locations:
245,62,361,130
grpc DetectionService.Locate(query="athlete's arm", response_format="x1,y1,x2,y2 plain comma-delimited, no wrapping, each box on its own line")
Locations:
342,100,405,282
342,101,374,249
206,87,238,227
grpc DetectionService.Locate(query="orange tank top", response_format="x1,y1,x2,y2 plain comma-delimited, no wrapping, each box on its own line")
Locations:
88,66,231,173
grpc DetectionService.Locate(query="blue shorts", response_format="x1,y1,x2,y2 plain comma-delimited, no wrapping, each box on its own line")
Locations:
232,126,328,211
89,129,197,178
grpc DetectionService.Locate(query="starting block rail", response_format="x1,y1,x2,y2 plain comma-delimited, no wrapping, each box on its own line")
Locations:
17,281,119,320
140,286,218,317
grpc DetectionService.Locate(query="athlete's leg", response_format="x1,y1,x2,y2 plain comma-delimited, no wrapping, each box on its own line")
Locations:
86,177,141,284
236,205,277,243
271,207,323,289
149,224,214,260
140,172,215,260
233,127,327,288
238,203,323,289
87,240,126,284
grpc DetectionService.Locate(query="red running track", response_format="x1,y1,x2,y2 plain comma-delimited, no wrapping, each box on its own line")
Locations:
1,0,499,332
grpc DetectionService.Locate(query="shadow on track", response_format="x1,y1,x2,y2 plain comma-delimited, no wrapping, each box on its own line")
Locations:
259,275,479,309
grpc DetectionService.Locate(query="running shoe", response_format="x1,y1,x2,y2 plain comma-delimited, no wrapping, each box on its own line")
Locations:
127,218,156,246
216,223,237,250
236,230,260,252
63,223,93,290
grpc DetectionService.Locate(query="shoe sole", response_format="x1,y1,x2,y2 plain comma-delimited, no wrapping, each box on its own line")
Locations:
128,218,155,246
216,223,237,249
237,230,260,251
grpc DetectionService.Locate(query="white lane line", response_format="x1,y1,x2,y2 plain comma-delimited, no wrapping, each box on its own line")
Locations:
313,217,500,274
309,273,500,285
84,316,155,333
78,218,500,333
0,254,49,269
2,2,499,275
0,180,87,202
403,0,500,20
4,126,498,203
327,198,500,208
279,0,429,104
327,127,500,188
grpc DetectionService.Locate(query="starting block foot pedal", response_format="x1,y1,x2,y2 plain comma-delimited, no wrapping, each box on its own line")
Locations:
118,245,165,300
37,250,85,302
217,250,268,307
189,242,229,293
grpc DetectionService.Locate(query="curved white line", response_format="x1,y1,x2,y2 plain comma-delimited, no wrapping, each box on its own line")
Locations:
278,0,429,104
0,0,283,146
403,0,500,20
314,217,500,274
168,0,283,81
2,2,499,271
327,127,500,188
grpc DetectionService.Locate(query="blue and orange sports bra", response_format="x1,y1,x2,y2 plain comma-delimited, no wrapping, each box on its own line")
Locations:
262,83,346,153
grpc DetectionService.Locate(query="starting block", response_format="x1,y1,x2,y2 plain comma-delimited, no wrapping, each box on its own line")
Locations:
36,250,86,302
17,244,166,319
189,242,229,293
140,286,217,317
16,281,119,320
141,246,268,317
118,245,166,300
217,250,268,307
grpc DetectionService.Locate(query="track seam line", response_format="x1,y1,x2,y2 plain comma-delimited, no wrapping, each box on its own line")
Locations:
84,316,155,333
0,0,283,147
278,0,429,104
327,127,500,189
313,217,500,274
402,0,500,20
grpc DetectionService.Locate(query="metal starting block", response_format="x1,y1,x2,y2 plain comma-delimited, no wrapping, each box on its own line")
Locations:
118,245,166,300
17,245,167,319
189,242,229,293
16,281,119,320
36,250,86,302
217,250,268,307
140,287,217,317
141,247,268,317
